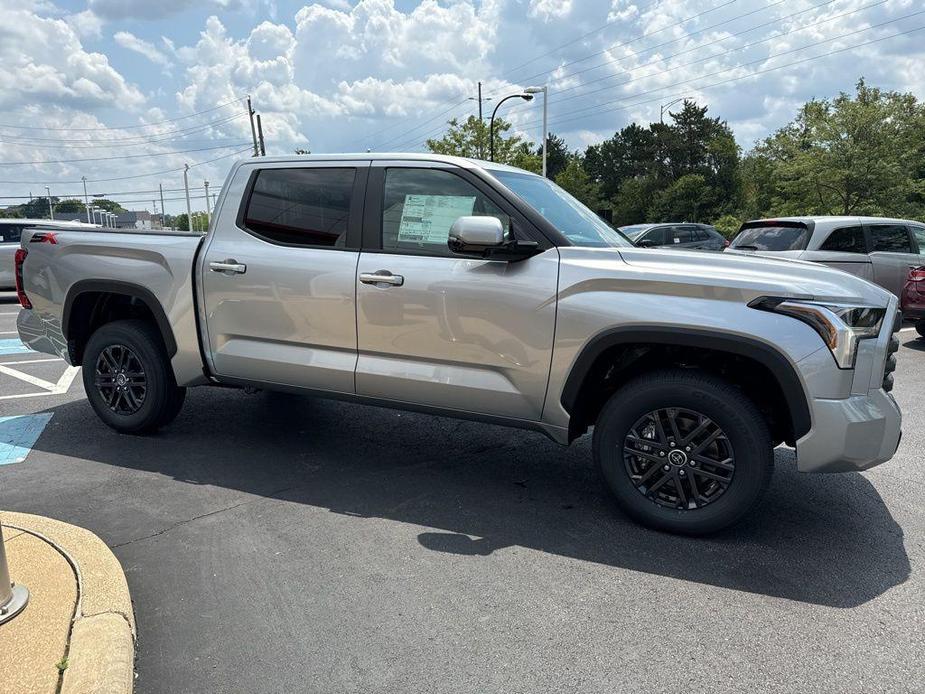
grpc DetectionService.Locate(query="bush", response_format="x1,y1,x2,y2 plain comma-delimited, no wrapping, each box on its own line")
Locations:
712,214,742,238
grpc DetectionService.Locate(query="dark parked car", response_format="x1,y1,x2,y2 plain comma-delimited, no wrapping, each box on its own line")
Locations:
619,223,728,251
901,265,925,337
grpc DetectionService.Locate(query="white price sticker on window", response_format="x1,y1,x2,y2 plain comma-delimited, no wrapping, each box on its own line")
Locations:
397,195,476,244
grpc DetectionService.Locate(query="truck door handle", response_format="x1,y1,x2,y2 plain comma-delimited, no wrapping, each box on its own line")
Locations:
209,260,247,274
359,271,404,287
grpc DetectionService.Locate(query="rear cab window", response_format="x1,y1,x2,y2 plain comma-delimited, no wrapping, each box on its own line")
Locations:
730,221,810,251
819,226,867,253
911,225,925,255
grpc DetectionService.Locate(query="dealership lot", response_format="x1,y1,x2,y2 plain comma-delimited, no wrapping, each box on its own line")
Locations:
1,293,923,693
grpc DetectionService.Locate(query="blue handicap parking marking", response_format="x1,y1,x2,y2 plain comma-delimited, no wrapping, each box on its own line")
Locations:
0,338,33,356
0,414,53,465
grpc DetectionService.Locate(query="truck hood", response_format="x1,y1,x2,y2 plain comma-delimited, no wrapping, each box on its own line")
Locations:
558,246,893,307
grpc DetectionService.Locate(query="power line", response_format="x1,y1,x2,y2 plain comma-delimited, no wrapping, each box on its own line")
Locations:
0,97,247,132
525,22,925,132
0,113,247,146
0,142,252,166
501,0,668,77
509,0,890,121
0,186,223,200
513,0,742,86
375,100,476,150
366,98,472,148
0,147,252,185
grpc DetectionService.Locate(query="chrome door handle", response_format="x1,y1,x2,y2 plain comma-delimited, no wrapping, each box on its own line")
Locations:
359,271,404,286
209,260,247,274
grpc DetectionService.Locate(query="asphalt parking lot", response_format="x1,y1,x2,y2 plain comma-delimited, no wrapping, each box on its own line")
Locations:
0,292,923,693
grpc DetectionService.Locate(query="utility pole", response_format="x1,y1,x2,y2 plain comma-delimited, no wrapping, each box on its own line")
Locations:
256,114,266,156
183,163,193,232
152,200,158,228
204,181,211,221
81,176,91,223
246,96,259,157
159,183,166,228
45,186,54,220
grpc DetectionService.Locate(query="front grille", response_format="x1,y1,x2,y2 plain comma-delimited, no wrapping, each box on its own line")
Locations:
882,311,901,392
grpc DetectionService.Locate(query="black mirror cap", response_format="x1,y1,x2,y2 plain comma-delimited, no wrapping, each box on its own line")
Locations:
448,237,541,262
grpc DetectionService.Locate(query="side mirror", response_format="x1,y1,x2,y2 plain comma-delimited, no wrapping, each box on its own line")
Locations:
448,216,505,255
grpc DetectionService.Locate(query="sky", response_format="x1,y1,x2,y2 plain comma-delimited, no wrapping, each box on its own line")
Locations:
1,0,924,216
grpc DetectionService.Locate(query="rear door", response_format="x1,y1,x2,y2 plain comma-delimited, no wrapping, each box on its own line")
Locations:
802,223,874,283
199,161,368,393
354,162,559,421
867,223,917,296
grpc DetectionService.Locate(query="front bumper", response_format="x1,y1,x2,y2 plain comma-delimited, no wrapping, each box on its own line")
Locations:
795,388,902,473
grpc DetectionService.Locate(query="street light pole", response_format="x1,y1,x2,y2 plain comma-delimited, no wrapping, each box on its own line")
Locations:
489,92,533,163
525,86,548,177
81,177,91,223
204,181,211,223
659,97,690,123
45,186,54,220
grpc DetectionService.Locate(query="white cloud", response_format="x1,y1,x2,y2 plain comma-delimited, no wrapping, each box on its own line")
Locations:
114,31,172,67
65,9,103,40
0,6,145,111
529,0,572,22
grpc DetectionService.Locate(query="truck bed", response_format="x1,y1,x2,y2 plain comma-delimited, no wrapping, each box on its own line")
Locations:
16,227,208,385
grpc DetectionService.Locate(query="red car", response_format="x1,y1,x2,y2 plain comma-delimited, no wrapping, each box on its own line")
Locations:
901,265,925,337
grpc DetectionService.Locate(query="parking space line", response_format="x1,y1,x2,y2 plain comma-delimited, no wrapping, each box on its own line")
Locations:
0,365,79,401
0,331,18,335
0,413,53,465
2,358,61,365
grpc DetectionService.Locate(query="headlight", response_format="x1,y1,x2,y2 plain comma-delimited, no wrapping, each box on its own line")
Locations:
750,297,885,369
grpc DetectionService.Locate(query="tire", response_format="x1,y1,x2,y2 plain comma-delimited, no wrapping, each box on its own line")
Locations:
916,319,925,339
592,369,773,535
81,319,186,434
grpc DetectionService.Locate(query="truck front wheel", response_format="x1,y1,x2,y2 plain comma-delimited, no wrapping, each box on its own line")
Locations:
593,369,773,535
82,320,186,434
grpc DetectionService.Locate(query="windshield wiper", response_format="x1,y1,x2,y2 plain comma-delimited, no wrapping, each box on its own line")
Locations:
733,244,760,250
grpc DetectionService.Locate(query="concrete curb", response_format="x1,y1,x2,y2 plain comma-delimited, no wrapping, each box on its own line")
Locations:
2,511,134,694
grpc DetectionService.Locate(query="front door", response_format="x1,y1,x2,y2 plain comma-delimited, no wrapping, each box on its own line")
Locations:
354,163,559,421
200,162,368,393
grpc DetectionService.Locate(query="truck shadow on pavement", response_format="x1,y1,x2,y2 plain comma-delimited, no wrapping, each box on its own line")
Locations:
23,388,911,609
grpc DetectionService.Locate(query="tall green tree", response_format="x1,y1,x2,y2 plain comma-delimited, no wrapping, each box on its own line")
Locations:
54,199,85,213
540,133,570,180
426,116,540,172
748,79,925,217
555,156,601,210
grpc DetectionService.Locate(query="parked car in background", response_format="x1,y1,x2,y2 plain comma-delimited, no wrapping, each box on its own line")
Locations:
619,222,728,251
15,154,903,535
901,265,925,337
1,219,100,289
726,216,925,298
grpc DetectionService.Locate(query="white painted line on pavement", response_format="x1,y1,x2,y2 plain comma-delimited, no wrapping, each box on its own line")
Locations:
0,332,17,335
1,358,61,365
0,365,79,400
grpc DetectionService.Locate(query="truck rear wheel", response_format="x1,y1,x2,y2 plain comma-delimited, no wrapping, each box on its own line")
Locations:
82,320,186,434
592,369,773,535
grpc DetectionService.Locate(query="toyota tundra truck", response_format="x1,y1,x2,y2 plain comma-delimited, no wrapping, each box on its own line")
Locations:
14,154,903,534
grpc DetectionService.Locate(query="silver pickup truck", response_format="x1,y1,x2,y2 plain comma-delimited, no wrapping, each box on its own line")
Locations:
15,154,903,534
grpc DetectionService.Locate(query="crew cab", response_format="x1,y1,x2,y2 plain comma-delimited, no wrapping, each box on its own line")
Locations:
15,155,903,534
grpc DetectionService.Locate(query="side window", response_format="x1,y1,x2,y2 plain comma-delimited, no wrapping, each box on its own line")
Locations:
869,224,913,253
910,225,925,255
644,228,668,245
693,227,710,241
820,226,866,253
670,226,693,244
381,168,511,257
242,167,355,247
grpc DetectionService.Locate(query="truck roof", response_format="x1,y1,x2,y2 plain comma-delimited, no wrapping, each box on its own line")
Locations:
745,215,921,226
233,153,530,175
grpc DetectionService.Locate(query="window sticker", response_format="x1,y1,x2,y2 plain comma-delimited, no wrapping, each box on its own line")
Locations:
397,195,476,244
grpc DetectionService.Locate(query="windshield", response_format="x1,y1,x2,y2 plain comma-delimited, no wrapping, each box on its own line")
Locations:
730,223,810,251
490,170,630,248
619,224,653,241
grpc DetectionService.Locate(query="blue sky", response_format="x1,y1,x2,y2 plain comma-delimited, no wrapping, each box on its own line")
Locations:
2,0,924,216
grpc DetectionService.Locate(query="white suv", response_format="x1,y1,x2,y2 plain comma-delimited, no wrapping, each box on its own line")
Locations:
727,216,925,297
